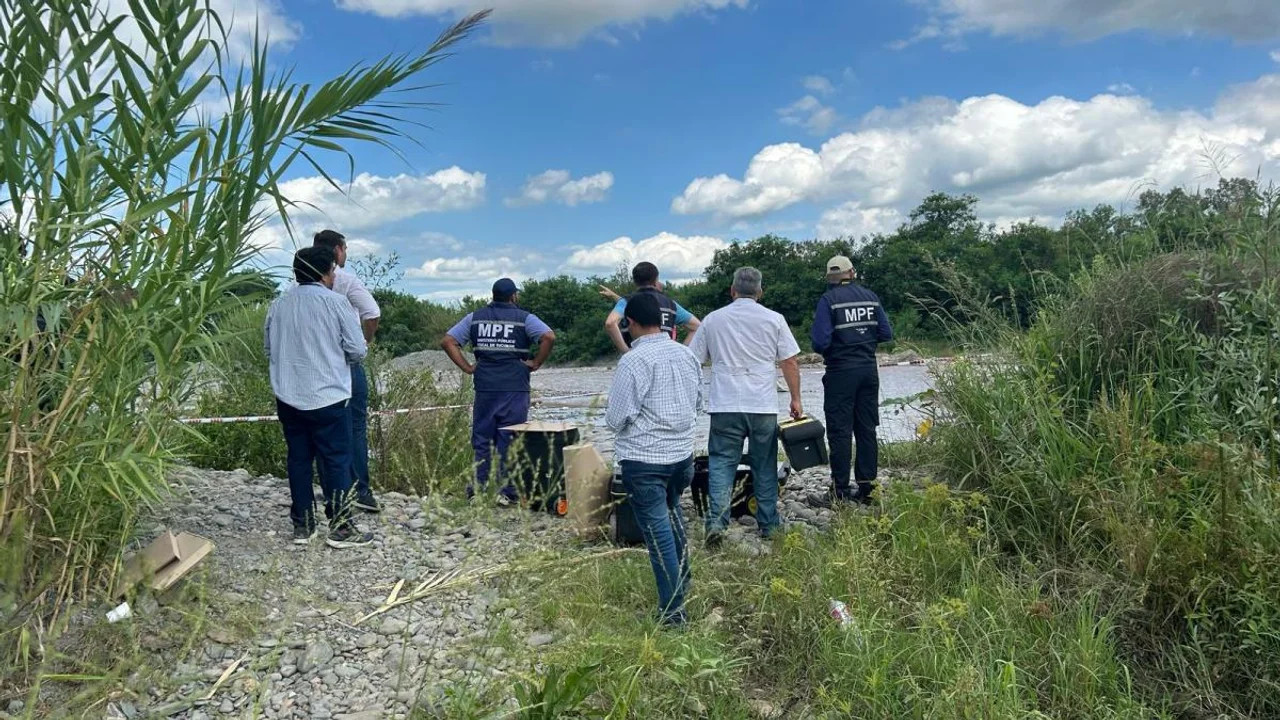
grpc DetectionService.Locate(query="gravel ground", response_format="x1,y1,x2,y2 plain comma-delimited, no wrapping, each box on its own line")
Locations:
23,454,900,720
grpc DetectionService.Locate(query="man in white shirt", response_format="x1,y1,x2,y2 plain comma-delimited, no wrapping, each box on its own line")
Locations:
313,230,382,513
689,267,803,545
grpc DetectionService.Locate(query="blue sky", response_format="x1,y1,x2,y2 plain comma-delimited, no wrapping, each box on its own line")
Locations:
237,0,1280,301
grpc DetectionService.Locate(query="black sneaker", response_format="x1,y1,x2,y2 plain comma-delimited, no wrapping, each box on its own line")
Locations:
292,525,318,545
325,523,374,549
353,494,381,514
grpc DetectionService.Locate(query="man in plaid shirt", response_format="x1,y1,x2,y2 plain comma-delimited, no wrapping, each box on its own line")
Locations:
605,292,703,627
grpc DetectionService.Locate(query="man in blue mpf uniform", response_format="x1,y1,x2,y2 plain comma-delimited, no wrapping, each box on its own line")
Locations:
601,261,700,353
810,255,893,504
441,278,556,504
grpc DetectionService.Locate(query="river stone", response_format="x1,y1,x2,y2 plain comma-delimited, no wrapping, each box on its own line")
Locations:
526,632,555,648
299,640,334,674
377,618,408,636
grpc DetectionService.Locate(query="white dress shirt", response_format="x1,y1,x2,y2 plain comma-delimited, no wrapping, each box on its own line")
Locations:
265,283,368,410
689,298,800,415
331,267,381,321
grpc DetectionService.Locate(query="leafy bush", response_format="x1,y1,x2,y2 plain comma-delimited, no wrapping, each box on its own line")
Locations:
933,188,1280,715
190,305,286,477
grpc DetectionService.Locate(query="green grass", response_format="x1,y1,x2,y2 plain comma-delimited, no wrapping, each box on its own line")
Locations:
499,482,1160,719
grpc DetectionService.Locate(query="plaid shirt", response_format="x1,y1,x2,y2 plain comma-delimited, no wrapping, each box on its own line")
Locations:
605,333,702,464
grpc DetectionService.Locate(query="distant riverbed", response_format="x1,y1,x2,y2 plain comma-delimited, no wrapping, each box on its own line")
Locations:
527,363,937,458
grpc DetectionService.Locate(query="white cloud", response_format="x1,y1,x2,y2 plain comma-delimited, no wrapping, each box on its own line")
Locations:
98,0,299,60
275,167,487,230
1271,49,1280,63
803,75,835,95
334,0,750,47
1107,82,1136,94
904,0,1280,44
506,170,614,207
816,203,903,242
344,237,385,257
778,95,841,135
564,231,727,280
405,254,530,280
247,168,485,254
675,73,1280,228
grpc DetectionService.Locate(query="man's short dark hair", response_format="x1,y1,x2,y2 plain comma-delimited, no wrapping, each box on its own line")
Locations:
624,291,663,329
632,261,659,287
313,229,346,251
294,246,336,284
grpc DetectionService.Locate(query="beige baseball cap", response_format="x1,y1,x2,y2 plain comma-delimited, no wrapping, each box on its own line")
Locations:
825,255,853,279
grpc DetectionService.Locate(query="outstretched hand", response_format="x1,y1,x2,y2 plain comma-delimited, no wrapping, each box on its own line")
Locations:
598,284,620,302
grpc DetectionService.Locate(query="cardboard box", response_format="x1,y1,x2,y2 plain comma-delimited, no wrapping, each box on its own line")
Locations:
116,529,214,597
563,443,612,536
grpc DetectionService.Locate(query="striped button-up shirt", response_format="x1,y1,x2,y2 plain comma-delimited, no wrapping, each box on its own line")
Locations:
605,333,702,465
265,283,368,411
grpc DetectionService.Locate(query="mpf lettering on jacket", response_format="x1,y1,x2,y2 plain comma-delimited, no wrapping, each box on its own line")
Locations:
843,306,876,323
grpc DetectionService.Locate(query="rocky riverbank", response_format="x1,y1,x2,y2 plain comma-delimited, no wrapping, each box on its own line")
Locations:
23,458,868,719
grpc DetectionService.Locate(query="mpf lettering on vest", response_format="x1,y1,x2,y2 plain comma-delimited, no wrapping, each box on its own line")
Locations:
476,322,516,338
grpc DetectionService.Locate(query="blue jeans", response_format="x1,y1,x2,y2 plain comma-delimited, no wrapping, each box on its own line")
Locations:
471,391,531,496
620,456,693,622
276,398,354,530
706,413,781,537
349,363,372,499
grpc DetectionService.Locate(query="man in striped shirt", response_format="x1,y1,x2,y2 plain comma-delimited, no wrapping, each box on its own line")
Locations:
605,292,702,626
265,246,373,549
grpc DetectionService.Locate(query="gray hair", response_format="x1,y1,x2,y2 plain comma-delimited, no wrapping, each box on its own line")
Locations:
732,266,762,298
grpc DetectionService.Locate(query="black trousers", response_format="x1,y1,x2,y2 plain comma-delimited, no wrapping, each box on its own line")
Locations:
822,368,880,490
277,398,354,531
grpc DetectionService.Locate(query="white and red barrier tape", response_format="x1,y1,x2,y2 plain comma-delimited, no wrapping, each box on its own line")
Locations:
177,391,605,425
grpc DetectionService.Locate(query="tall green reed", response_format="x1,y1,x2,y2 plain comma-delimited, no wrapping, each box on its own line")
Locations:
0,0,487,669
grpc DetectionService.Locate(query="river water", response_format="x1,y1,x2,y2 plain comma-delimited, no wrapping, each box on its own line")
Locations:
527,363,936,457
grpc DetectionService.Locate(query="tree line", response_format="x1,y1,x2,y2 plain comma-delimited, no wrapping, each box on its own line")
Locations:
237,178,1262,363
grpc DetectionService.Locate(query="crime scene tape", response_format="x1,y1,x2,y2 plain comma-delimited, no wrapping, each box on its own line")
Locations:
176,390,606,426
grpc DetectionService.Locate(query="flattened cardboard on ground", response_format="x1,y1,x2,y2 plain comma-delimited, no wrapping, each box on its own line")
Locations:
116,529,214,597
563,443,612,535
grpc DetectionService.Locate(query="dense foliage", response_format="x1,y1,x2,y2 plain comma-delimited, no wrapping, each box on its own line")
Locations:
0,0,486,671
933,184,1279,715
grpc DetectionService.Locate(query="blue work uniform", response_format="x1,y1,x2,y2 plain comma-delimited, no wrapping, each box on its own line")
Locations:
811,281,893,495
614,288,693,346
447,303,552,496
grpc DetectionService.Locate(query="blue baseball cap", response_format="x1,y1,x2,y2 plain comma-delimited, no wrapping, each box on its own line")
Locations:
492,278,520,298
